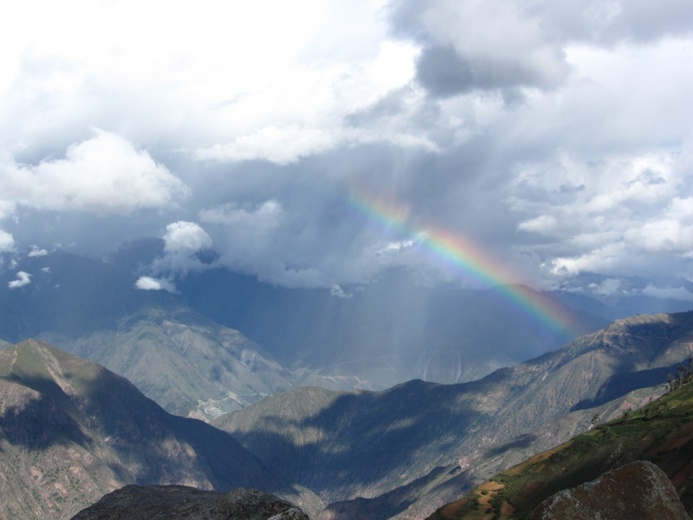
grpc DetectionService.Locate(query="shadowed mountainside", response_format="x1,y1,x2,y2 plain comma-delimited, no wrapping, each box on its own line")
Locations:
217,311,693,517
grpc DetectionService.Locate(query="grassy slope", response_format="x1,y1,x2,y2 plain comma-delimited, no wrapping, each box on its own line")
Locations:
429,377,693,519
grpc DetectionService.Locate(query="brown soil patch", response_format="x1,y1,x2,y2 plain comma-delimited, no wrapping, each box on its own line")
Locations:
478,480,505,493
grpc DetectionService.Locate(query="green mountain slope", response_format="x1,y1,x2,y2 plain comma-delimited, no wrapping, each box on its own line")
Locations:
43,305,296,419
0,340,315,519
427,374,693,519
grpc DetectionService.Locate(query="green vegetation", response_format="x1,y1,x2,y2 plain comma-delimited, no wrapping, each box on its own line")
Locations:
430,375,693,519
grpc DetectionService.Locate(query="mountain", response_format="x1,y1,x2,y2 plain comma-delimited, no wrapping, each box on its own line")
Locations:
3,243,691,404
42,305,297,419
0,339,317,519
216,311,693,517
427,369,693,519
0,246,607,416
0,250,304,419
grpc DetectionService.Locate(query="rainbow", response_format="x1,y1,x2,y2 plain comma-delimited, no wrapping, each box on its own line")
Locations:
348,191,578,337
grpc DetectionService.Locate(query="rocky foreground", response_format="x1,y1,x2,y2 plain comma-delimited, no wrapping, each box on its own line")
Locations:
71,486,309,520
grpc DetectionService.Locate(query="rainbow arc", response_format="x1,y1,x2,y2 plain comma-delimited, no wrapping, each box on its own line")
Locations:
348,191,578,337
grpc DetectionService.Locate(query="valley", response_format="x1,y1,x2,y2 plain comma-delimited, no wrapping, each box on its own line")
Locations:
1,248,693,518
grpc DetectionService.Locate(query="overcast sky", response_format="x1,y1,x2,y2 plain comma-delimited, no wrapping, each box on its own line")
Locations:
1,0,693,298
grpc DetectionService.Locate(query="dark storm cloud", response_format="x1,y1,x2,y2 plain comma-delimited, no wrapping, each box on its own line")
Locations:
415,45,565,97
389,0,693,97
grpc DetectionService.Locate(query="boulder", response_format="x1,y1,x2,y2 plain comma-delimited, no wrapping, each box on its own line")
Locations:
71,485,309,520
529,460,690,520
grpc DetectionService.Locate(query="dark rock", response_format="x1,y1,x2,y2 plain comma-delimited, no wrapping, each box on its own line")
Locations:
528,460,690,520
71,485,309,520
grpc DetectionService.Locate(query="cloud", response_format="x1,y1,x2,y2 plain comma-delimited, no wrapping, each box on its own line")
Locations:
390,0,693,97
0,229,14,252
196,125,337,165
330,284,353,298
28,245,48,257
390,0,570,96
163,221,213,253
141,221,214,290
135,276,176,292
0,130,189,215
0,0,691,296
8,271,30,288
642,284,693,301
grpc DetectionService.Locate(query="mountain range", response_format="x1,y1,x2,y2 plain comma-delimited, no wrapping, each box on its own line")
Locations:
2,243,693,518
0,339,319,519
3,243,690,421
215,311,693,518
1,311,692,518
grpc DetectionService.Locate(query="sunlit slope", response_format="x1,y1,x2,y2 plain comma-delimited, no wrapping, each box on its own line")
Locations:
428,374,693,519
45,305,296,419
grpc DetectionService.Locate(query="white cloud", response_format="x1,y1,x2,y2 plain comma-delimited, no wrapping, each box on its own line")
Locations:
8,271,31,288
135,276,176,292
0,130,189,215
28,245,48,257
376,239,417,255
642,284,693,301
196,125,337,165
142,221,213,283
163,221,213,253
518,215,558,235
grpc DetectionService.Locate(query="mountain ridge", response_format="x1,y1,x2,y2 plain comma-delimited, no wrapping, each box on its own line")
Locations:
217,311,693,516
0,339,319,519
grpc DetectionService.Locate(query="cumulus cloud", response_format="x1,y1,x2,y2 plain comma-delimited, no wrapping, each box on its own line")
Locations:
140,221,214,290
8,271,31,288
135,276,176,292
0,130,188,215
163,221,213,253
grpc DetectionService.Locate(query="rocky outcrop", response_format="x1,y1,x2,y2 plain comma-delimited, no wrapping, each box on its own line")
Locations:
528,461,690,520
71,485,309,520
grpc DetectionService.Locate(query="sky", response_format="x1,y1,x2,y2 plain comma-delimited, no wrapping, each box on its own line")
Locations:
1,0,693,299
